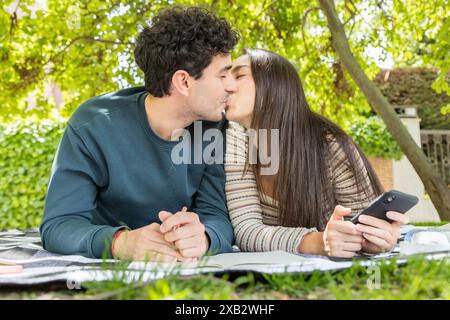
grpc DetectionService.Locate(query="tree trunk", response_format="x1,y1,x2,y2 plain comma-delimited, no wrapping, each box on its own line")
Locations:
319,0,450,221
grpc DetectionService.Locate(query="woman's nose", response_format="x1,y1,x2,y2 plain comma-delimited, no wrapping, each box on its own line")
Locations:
225,78,238,93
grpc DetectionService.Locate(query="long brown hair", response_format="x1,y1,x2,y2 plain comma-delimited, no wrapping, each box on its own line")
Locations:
245,49,383,229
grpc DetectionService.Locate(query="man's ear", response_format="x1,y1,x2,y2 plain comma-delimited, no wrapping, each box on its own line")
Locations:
171,70,191,97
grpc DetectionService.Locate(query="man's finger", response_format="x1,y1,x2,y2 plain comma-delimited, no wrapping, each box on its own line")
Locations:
144,222,161,231
137,241,182,259
158,211,173,223
174,235,202,251
160,211,199,233
179,246,204,259
140,230,174,246
117,227,173,251
164,224,204,242
139,251,177,263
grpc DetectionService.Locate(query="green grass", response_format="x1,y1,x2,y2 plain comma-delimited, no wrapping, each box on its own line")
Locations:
411,221,448,227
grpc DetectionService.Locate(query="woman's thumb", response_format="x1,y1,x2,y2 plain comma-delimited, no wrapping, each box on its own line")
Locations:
331,205,351,220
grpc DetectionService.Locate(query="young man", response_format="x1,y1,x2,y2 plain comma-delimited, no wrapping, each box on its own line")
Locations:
40,7,239,261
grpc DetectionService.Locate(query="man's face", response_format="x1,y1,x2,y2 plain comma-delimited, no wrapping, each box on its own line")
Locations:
188,54,235,122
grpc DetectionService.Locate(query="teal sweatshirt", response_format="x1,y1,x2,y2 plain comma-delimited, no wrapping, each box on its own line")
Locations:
40,87,233,258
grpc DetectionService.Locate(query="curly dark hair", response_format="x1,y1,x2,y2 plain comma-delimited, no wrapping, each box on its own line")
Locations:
134,6,239,97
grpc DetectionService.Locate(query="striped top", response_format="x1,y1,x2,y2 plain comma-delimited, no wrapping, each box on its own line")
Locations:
224,122,377,253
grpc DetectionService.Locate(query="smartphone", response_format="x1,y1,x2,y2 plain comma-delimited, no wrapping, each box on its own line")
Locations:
350,189,419,224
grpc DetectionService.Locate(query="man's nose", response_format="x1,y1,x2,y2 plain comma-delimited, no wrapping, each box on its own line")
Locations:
225,77,238,93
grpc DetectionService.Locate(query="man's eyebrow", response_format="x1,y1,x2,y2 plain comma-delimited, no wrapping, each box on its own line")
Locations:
219,65,233,73
231,65,250,73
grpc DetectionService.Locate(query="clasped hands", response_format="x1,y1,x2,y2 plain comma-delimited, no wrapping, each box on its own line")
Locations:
112,207,209,262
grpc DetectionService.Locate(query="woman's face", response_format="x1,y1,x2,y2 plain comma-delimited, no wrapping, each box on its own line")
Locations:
224,55,255,128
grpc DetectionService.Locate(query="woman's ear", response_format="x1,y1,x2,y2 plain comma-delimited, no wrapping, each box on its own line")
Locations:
171,70,191,97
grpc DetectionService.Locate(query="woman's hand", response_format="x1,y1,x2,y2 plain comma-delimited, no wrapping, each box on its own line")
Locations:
356,211,408,254
322,205,364,258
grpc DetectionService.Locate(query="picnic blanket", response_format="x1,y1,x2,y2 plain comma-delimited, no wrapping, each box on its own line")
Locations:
1,225,449,288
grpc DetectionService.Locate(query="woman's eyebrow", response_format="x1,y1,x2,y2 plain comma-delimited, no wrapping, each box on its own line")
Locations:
231,65,250,74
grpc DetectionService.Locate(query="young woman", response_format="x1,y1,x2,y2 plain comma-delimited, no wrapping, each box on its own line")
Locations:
224,49,408,258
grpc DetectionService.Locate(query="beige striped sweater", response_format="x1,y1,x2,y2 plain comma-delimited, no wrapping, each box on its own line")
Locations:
224,121,377,253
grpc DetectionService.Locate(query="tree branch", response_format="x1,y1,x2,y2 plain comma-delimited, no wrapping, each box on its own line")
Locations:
9,0,21,37
343,0,356,25
81,0,122,17
256,0,279,18
45,36,134,66
80,36,134,46
300,7,321,55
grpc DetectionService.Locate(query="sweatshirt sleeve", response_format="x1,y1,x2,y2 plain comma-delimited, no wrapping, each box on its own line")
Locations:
191,159,234,255
40,124,125,258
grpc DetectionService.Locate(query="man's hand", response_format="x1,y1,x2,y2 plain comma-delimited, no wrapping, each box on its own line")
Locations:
159,210,209,259
357,211,408,254
323,205,364,258
112,223,186,262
